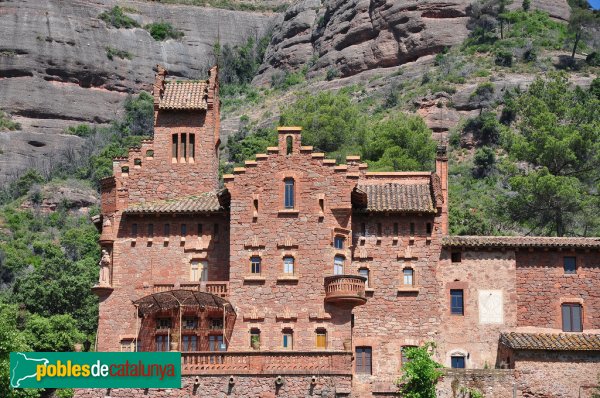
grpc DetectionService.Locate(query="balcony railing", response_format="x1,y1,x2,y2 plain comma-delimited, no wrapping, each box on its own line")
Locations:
181,351,352,375
152,281,229,297
324,275,367,307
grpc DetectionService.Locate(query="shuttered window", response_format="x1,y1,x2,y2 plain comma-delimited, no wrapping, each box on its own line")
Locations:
355,347,372,374
562,303,582,332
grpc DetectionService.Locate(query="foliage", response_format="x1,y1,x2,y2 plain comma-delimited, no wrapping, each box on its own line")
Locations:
139,0,286,12
65,124,94,138
227,123,277,164
463,111,504,146
144,22,184,41
460,386,485,398
0,110,21,131
0,170,44,204
120,91,154,136
98,6,140,29
591,77,600,99
216,34,270,85
568,8,597,59
397,343,444,398
271,70,306,90
23,313,85,352
105,46,133,61
473,146,496,178
494,50,513,66
522,0,530,11
586,52,600,66
326,67,340,81
470,82,496,109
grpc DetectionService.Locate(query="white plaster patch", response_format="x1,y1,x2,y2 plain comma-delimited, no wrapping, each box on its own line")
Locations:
478,290,504,324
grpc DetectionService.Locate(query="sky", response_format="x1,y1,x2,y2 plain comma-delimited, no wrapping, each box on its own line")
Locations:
589,0,600,9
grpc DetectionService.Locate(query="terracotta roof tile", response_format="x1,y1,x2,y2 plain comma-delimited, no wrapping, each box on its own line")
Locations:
159,80,208,110
500,332,600,351
356,183,435,213
123,192,224,214
442,236,600,249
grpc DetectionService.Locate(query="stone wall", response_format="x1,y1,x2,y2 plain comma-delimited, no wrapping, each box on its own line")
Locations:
437,369,517,398
75,375,352,398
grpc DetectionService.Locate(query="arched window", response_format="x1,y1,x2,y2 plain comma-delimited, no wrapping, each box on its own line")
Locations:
284,178,295,209
286,135,293,155
334,255,344,275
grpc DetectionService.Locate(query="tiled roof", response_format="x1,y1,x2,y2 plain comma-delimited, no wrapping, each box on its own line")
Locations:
158,80,208,110
356,183,435,213
123,192,224,214
442,236,600,249
500,333,600,351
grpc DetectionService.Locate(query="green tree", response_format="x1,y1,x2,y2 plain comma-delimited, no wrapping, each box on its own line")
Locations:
590,77,600,99
398,343,444,398
23,313,85,352
522,0,531,11
568,8,596,61
473,146,496,178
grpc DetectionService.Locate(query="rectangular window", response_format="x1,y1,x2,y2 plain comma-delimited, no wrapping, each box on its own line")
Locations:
197,223,203,235
451,252,461,263
450,289,464,315
251,257,261,274
393,223,399,236
210,318,223,330
209,335,225,352
451,356,465,369
403,269,414,286
183,317,198,330
355,347,372,374
147,223,154,237
410,222,415,236
189,134,195,160
156,317,172,330
562,303,583,332
563,257,576,274
334,256,344,275
377,223,382,237
190,260,208,282
155,335,169,352
426,223,432,235
120,339,134,352
334,236,345,249
250,329,260,349
172,134,178,159
283,257,294,274
361,223,366,237
214,223,219,236
132,223,138,237
182,335,197,352
181,133,187,160
164,223,170,235
316,330,327,349
284,179,295,209
359,268,369,288
282,332,293,350
181,224,187,236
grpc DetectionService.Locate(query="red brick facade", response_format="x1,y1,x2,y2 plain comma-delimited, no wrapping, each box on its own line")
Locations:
86,67,600,398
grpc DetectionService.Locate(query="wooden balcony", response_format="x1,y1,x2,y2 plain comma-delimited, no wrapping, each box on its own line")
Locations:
181,351,352,375
324,275,367,307
152,281,229,297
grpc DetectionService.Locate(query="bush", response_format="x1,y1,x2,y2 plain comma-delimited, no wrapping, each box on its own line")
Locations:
495,50,513,66
463,111,502,146
98,6,140,29
326,67,339,81
144,22,184,41
523,47,538,62
591,77,600,99
0,110,21,131
522,0,531,11
105,47,133,61
216,34,270,85
586,52,600,66
397,343,444,398
65,124,95,138
473,146,496,178
271,70,304,90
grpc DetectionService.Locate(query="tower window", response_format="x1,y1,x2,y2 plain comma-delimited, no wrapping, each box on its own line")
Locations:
164,223,170,235
359,268,369,288
282,329,293,350
250,329,260,349
451,355,466,369
355,347,372,374
131,223,138,237
286,135,293,155
172,134,178,160
563,257,576,274
147,223,154,237
284,178,295,209
181,224,187,236
316,329,327,349
410,222,415,236
181,133,187,160
426,223,432,235
393,223,399,235
334,236,345,249
189,134,195,160
334,255,344,275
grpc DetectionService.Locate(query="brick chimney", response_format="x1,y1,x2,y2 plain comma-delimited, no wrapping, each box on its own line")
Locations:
435,145,449,235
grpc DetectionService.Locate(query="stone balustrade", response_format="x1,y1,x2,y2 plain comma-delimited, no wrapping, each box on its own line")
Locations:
324,275,367,306
152,281,229,297
181,351,353,375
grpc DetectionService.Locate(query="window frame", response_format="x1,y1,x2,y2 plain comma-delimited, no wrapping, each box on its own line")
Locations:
250,256,261,275
334,255,344,275
316,329,327,349
334,236,345,249
283,256,294,274
561,303,583,332
359,268,369,288
182,335,198,352
250,328,261,349
451,251,462,263
451,355,466,369
282,329,293,350
155,335,169,352
355,346,372,374
450,289,464,315
563,256,576,274
403,268,414,286
284,178,295,209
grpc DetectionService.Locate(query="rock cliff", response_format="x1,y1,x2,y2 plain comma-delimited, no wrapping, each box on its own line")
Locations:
0,0,276,183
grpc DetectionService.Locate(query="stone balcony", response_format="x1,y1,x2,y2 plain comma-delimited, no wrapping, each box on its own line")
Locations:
151,281,229,297
324,275,367,307
181,351,352,375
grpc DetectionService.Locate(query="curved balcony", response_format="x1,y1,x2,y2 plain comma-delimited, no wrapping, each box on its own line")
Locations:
324,275,367,307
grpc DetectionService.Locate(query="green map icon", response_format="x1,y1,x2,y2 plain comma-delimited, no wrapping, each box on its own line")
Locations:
10,352,49,388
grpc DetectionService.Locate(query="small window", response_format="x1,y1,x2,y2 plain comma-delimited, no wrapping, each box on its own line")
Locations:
164,223,170,235
189,134,195,160
172,134,178,159
251,256,261,274
181,133,187,160
316,329,327,349
401,346,417,367
210,318,223,330
197,223,203,235
156,317,172,330
359,268,369,288
356,347,372,374
183,316,198,330
131,223,138,237
393,223,399,236
334,236,345,249
147,223,154,237
426,223,432,235
334,255,344,275
190,260,208,282
121,166,129,174
450,289,464,315
146,149,154,158
286,135,293,155
563,257,576,274
361,223,366,237
562,303,582,332
284,178,295,209
403,268,414,286
209,335,225,352
282,329,293,350
250,328,261,349
182,335,197,352
377,223,382,237
451,252,461,263
283,256,294,274
120,339,135,352
134,158,142,166
181,224,187,236
410,223,415,236
155,335,169,352
451,355,465,369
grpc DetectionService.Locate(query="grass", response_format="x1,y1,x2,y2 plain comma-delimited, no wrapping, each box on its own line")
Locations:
105,47,133,61
144,22,184,41
0,110,21,131
138,0,287,12
98,6,140,29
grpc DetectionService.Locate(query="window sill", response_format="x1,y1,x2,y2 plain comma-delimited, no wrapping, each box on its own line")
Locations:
244,275,266,282
277,275,299,282
397,287,419,293
278,209,299,216
365,288,375,293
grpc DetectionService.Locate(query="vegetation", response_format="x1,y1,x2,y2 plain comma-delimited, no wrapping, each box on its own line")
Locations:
98,6,140,29
144,22,184,41
0,110,20,131
105,46,133,60
139,0,287,12
214,35,270,85
65,124,95,138
397,343,444,398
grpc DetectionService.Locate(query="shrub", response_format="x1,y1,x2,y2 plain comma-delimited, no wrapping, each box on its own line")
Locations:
0,110,21,131
326,67,340,81
586,52,600,66
144,22,184,41
397,343,444,398
591,77,600,99
463,111,502,145
105,47,133,61
495,50,513,66
271,70,304,90
523,47,538,62
98,6,139,29
216,34,271,85
65,124,95,138
473,146,496,178
522,0,531,11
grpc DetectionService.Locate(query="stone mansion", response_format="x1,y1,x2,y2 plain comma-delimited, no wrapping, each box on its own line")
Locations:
83,66,600,398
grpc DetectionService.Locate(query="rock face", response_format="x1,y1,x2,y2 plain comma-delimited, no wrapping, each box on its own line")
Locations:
0,0,277,183
254,0,571,85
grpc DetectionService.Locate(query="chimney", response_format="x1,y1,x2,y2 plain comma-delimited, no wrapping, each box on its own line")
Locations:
435,145,448,235
153,64,167,110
